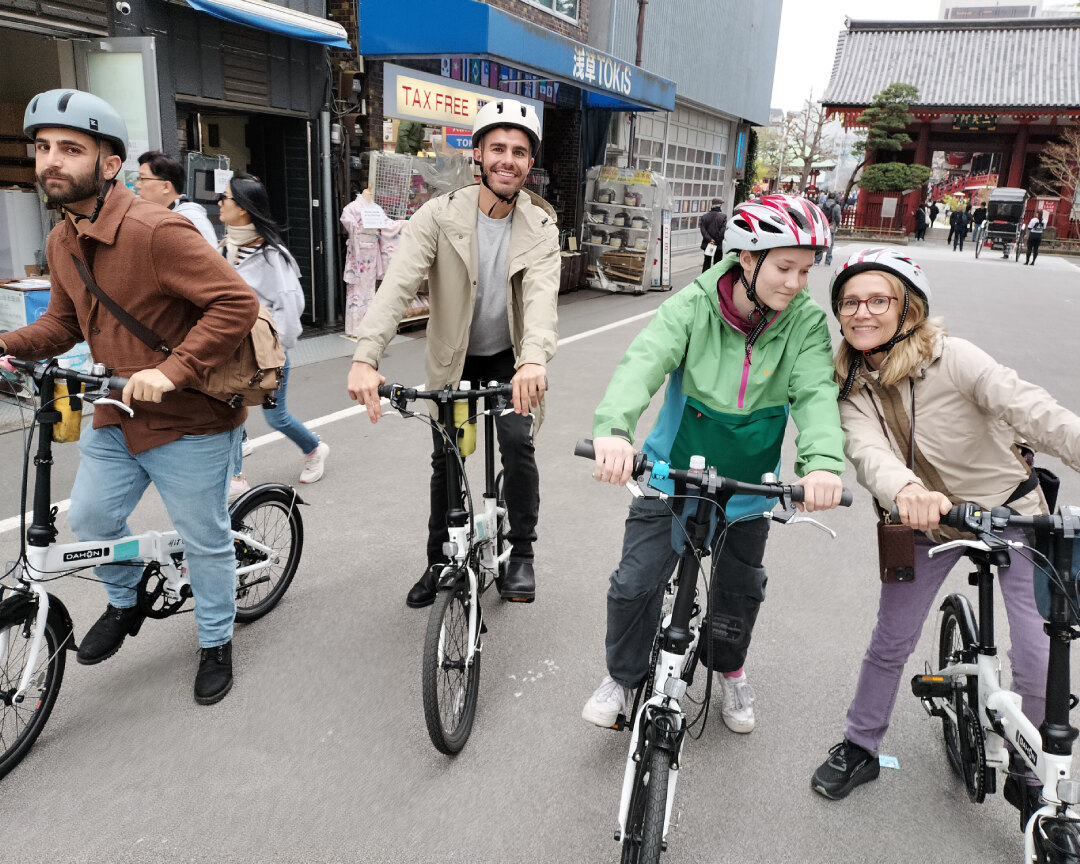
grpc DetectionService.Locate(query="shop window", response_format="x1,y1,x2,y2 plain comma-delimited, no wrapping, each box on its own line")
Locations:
523,0,579,22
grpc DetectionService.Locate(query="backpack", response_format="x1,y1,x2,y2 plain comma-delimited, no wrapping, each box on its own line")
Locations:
71,254,285,408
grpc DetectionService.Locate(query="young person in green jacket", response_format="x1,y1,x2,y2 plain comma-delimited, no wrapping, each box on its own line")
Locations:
582,194,846,733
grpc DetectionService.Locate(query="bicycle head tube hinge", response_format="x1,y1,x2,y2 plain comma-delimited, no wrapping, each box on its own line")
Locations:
442,541,459,559
1058,779,1080,806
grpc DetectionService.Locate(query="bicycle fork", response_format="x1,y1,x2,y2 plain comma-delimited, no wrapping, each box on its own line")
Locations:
5,580,51,707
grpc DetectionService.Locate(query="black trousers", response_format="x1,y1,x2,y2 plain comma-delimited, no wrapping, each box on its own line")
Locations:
702,252,719,273
1026,234,1042,264
427,348,540,565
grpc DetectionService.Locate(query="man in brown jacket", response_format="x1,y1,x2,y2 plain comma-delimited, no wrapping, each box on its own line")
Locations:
0,90,258,704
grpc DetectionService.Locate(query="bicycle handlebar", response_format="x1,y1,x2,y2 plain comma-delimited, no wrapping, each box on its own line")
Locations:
575,439,853,507
940,501,1078,536
377,382,515,404
6,357,128,392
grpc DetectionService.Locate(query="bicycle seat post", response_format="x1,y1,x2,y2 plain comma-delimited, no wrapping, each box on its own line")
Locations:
28,363,60,548
483,387,497,498
663,473,717,656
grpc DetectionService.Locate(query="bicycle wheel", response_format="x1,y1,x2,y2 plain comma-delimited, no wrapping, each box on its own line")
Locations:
975,235,982,258
422,583,481,754
621,745,670,864
230,487,304,623
0,602,66,780
938,601,976,778
495,470,510,581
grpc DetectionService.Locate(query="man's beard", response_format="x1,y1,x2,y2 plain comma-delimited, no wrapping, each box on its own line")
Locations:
36,165,102,206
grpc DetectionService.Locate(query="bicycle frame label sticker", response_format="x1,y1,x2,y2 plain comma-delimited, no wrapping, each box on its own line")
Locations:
1016,731,1038,767
113,540,140,562
62,547,106,563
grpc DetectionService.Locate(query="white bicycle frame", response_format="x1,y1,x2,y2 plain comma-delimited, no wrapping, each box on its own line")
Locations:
440,493,510,667
928,539,1080,859
3,526,277,708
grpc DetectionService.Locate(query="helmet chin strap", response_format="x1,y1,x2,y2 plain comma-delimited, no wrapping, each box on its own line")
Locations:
71,148,115,225
479,152,520,217
738,248,774,364
838,287,915,401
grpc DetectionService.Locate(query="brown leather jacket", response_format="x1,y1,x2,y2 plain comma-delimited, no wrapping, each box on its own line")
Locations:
0,184,258,453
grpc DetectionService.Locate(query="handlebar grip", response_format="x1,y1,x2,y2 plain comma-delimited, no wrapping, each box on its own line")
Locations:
940,504,969,530
377,384,392,398
840,489,853,507
106,376,128,391
574,438,595,460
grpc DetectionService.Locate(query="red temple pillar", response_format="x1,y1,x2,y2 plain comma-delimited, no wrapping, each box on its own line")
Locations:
903,121,932,234
1007,119,1031,188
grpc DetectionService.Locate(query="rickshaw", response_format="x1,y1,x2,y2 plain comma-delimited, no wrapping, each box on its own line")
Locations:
975,187,1028,260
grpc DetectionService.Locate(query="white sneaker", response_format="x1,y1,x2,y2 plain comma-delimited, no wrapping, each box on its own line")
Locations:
720,671,756,733
241,438,254,457
582,674,632,728
299,441,329,484
228,476,250,501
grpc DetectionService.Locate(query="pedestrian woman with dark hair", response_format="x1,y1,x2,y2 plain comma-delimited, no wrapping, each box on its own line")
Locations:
218,172,329,495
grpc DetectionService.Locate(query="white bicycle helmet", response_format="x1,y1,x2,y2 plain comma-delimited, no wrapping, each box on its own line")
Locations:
722,194,832,256
24,89,128,161
471,98,541,155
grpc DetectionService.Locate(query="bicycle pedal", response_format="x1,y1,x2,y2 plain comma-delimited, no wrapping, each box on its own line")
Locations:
911,673,954,699
610,713,628,732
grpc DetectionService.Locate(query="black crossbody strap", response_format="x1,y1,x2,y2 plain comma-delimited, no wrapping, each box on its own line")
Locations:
71,253,171,356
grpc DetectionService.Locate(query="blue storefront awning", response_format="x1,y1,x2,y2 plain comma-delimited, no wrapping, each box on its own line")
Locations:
185,0,351,49
358,0,675,112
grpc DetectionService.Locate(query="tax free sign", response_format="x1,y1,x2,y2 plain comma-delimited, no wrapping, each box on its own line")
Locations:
384,63,544,132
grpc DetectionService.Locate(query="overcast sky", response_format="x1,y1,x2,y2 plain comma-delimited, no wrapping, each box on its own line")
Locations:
771,0,941,113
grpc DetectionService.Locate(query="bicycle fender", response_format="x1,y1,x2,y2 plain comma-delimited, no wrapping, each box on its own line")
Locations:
0,592,77,651
229,483,307,514
940,593,978,645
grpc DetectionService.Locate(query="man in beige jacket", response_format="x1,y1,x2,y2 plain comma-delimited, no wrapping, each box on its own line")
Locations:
347,99,560,606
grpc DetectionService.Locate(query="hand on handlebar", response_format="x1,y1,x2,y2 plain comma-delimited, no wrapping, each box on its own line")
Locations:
347,361,386,423
798,470,845,513
895,482,952,531
592,436,635,486
0,355,14,374
511,363,546,415
122,368,175,405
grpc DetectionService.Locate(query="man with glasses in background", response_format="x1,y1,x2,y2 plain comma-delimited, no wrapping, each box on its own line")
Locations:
135,150,218,247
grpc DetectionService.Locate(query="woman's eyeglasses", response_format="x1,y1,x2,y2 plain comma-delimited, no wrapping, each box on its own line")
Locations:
215,193,234,203
837,296,897,317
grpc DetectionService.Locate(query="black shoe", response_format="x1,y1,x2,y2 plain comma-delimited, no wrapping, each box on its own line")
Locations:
194,640,233,705
1004,773,1043,832
406,565,441,609
500,558,535,602
76,604,145,665
811,740,880,800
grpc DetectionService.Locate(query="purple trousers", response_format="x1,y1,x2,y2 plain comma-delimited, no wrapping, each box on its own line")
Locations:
844,527,1049,756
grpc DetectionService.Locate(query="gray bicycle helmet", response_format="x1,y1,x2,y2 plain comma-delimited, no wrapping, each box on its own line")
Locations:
24,89,128,161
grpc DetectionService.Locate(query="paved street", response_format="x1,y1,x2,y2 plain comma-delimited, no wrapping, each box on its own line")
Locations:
2,242,1080,863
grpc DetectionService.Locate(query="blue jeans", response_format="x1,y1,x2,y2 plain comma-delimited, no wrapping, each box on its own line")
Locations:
68,423,241,647
233,354,319,473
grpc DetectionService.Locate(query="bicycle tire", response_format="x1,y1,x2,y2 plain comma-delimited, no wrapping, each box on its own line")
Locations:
975,236,982,258
0,602,66,780
938,601,976,779
422,584,481,754
1015,238,1023,262
621,745,670,864
230,487,304,623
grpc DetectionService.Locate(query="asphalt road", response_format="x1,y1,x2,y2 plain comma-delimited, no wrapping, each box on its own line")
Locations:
2,241,1079,863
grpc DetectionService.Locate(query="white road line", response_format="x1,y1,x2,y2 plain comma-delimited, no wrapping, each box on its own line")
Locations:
0,308,656,535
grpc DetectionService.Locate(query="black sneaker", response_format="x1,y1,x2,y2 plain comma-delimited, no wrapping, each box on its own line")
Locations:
194,640,233,705
1004,773,1043,832
76,603,145,665
811,740,880,800
406,565,441,609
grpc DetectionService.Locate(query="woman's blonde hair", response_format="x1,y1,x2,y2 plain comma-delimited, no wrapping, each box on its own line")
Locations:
833,270,946,391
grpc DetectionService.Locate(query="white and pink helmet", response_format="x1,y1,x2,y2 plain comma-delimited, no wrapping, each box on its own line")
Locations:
722,194,832,256
829,247,932,315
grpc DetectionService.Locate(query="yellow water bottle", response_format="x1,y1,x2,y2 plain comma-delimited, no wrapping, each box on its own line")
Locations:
453,379,477,457
52,379,84,443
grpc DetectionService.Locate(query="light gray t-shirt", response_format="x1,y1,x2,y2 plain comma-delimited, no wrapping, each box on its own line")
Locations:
468,209,513,356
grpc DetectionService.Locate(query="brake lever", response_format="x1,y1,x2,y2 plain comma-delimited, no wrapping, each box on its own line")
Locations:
91,397,135,417
766,506,838,538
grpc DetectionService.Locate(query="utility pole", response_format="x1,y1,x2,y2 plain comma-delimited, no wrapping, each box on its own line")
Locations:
626,0,647,168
